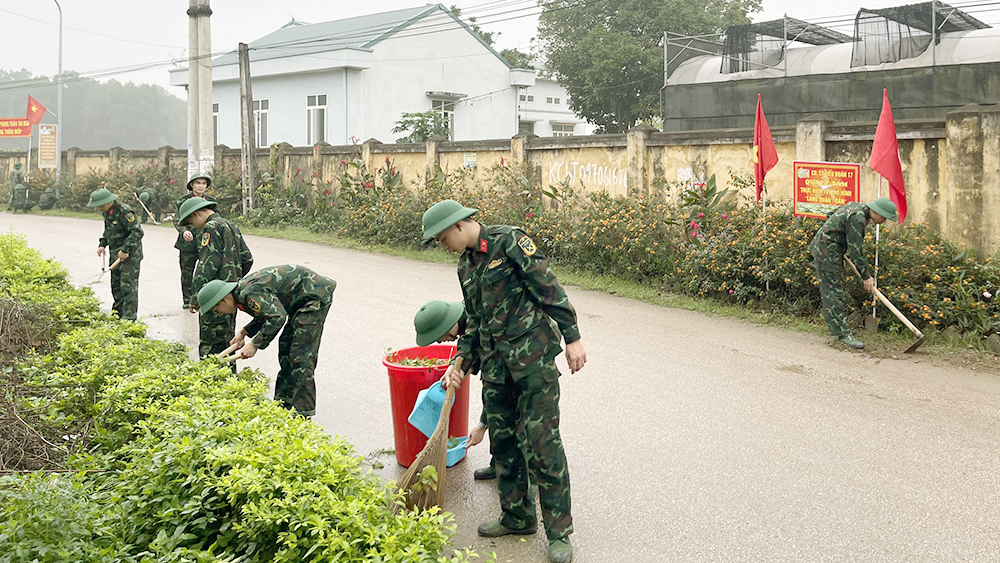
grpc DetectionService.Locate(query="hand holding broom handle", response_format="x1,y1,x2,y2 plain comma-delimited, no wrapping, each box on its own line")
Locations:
845,257,926,352
217,341,242,360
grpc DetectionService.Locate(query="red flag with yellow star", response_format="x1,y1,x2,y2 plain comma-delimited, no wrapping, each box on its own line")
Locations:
753,93,778,204
26,96,47,125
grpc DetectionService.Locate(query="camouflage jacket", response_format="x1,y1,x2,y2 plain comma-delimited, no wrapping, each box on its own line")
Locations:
173,193,217,251
191,213,253,306
808,201,871,277
455,224,580,383
234,265,336,349
100,201,143,258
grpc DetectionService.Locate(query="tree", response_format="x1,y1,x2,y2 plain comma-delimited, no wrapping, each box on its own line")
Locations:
0,68,185,150
537,0,760,133
392,111,452,143
500,48,534,69
449,5,498,46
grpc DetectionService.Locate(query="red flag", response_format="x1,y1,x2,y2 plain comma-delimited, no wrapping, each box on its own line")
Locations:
869,88,907,223
26,96,47,125
753,93,778,204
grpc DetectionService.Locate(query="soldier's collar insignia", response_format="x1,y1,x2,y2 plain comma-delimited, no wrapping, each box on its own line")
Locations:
200,232,211,247
517,235,537,256
246,298,262,315
488,258,505,269
479,238,488,253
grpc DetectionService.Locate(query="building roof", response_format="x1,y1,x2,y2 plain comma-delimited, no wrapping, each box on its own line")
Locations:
668,28,1000,84
212,4,510,68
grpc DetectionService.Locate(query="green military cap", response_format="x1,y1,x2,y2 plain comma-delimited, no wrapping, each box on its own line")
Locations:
414,300,464,346
197,279,238,312
87,188,118,207
139,191,150,202
867,197,899,222
422,199,478,239
14,162,22,169
187,173,212,190
176,196,217,224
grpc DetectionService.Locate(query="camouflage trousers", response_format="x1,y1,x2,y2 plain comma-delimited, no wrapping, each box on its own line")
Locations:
178,249,198,306
274,300,332,417
199,310,236,374
110,255,140,321
814,262,852,337
482,366,572,541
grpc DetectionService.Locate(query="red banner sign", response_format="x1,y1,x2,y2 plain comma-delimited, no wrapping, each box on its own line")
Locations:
793,161,861,219
0,118,31,137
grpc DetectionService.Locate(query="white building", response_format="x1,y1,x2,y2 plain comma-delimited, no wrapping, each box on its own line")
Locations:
169,4,591,147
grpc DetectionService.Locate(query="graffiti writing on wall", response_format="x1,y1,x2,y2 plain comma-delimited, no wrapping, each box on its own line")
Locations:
548,161,625,189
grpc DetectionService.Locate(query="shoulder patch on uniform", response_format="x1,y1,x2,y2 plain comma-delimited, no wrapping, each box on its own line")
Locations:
125,211,136,223
488,258,505,269
517,235,537,256
200,232,211,247
246,298,261,315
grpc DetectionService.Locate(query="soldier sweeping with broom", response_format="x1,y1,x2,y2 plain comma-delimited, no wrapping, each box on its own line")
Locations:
423,199,586,563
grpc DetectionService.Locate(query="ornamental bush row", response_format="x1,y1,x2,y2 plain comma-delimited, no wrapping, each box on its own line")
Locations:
231,164,1000,342
0,234,479,563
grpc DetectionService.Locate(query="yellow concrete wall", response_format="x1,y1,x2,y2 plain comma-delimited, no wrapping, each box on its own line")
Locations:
531,146,628,197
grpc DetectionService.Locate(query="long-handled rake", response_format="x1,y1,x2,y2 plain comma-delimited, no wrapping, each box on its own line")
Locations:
846,257,925,353
393,382,457,513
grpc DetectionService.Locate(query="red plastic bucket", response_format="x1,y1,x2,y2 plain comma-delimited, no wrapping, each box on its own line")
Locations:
383,344,470,467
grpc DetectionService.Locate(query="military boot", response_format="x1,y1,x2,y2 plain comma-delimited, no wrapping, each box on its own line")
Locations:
548,538,573,563
474,463,496,480
839,334,864,349
477,519,537,537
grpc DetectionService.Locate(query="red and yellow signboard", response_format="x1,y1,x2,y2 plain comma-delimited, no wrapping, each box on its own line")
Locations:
793,161,861,219
0,118,31,137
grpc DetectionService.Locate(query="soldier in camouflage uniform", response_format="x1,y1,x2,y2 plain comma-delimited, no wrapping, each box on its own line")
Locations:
424,200,586,563
88,188,144,320
196,265,336,417
176,197,254,364
174,174,214,307
38,188,57,210
808,197,898,349
413,300,499,480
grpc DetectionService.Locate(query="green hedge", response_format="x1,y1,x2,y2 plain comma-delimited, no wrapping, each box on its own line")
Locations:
0,234,481,563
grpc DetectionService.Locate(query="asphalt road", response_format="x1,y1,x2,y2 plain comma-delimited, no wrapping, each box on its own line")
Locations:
5,212,1000,563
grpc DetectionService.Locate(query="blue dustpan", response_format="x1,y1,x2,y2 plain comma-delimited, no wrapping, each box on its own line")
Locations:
408,381,449,438
446,436,468,467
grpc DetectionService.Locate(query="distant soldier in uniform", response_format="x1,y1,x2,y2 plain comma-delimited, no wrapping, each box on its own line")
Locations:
146,184,162,223
425,200,586,563
176,196,254,363
8,162,28,213
88,188,144,320
38,188,57,210
196,265,336,417
808,197,898,350
174,174,214,307
413,300,498,480
137,189,152,223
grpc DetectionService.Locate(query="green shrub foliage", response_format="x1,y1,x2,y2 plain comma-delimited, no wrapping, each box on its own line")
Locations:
1,235,478,562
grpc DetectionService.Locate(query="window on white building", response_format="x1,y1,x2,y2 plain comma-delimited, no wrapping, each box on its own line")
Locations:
519,93,535,103
552,123,574,137
212,103,219,146
431,99,455,137
307,94,327,145
252,99,269,147
546,96,561,105
518,121,535,134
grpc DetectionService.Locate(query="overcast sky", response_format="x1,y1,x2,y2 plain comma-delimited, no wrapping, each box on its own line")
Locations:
2,0,998,98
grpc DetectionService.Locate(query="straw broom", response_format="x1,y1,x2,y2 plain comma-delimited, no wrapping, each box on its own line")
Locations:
393,382,457,513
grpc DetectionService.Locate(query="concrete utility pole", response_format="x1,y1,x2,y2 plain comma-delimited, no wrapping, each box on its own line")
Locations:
54,0,63,195
187,0,214,178
238,42,257,213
